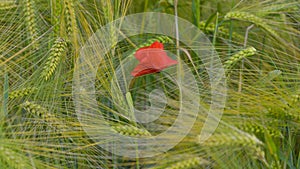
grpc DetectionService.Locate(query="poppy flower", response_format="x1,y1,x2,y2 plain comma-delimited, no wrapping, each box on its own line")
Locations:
131,41,178,77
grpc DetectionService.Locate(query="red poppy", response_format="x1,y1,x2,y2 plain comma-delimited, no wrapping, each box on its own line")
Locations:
131,41,178,77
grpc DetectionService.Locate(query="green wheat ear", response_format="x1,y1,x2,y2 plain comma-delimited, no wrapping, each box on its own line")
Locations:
198,21,244,41
9,87,37,99
21,101,67,132
199,132,262,147
238,123,283,138
128,35,174,57
0,1,17,10
52,0,63,36
164,157,209,169
64,0,77,47
199,132,267,164
224,11,279,38
291,94,299,105
0,145,31,169
112,124,151,137
21,101,53,120
23,0,39,49
41,38,67,81
138,35,174,48
268,105,300,123
225,46,256,71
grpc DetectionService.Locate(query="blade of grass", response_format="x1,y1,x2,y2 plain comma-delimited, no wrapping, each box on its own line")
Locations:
2,66,8,117
297,151,300,169
0,66,8,138
192,0,201,27
204,12,217,30
212,12,218,47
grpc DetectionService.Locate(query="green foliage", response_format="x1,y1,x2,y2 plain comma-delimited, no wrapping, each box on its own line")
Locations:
0,145,30,169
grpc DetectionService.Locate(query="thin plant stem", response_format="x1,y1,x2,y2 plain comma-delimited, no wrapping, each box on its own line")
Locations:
174,0,184,83
237,24,254,109
174,0,180,57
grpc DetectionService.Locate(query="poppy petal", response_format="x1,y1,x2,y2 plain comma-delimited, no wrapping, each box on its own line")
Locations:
135,46,150,61
149,41,164,49
131,41,178,77
131,64,160,77
134,41,164,61
136,49,178,69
